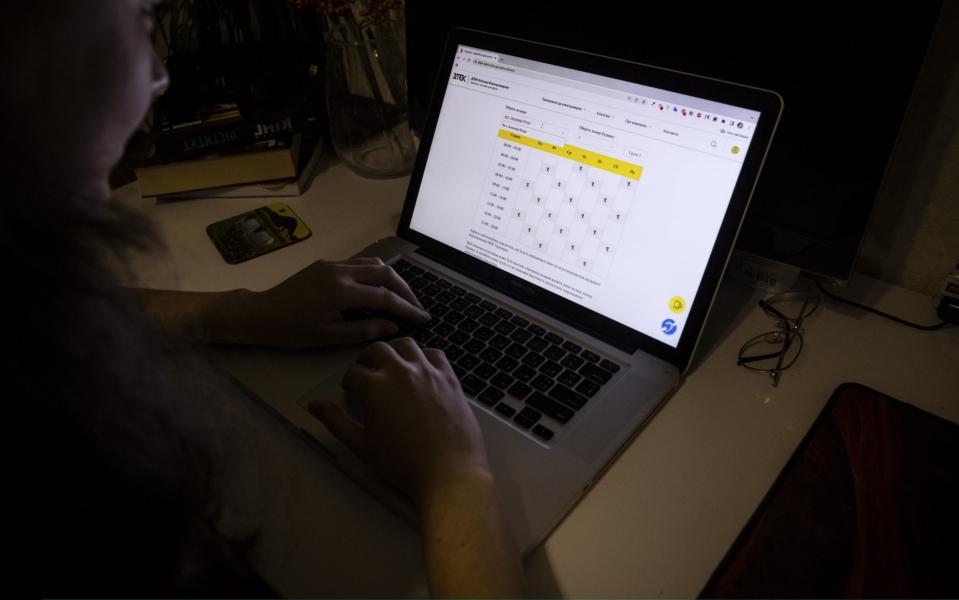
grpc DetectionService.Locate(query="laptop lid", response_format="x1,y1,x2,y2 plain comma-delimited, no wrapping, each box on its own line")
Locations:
398,28,782,373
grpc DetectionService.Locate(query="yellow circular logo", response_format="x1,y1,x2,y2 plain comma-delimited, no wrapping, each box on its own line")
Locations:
669,296,686,314
731,145,741,155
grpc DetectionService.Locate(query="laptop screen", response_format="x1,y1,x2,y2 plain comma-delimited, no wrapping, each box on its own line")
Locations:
409,44,763,348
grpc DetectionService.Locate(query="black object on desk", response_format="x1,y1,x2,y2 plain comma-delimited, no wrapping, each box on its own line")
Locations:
701,382,959,598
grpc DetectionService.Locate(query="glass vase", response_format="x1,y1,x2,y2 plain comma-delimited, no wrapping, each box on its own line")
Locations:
324,19,416,178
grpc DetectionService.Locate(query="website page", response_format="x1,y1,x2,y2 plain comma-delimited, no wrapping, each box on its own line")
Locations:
410,45,761,346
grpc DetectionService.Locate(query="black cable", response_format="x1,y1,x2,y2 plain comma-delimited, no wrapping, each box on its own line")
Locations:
814,279,949,331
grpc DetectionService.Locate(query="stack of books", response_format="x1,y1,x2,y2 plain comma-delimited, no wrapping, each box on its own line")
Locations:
133,102,325,198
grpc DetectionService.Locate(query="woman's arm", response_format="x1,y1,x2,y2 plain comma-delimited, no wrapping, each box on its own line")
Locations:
133,257,429,348
310,339,526,598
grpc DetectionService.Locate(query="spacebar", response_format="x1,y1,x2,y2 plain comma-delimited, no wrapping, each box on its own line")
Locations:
527,392,574,424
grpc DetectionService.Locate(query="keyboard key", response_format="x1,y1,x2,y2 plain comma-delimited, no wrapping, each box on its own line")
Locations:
449,330,469,345
531,374,554,392
394,259,411,270
575,379,601,398
461,375,485,396
489,335,511,350
464,292,482,304
408,265,424,277
494,402,516,418
436,279,451,289
458,318,479,333
561,354,585,370
505,343,528,359
580,362,613,385
521,353,545,368
562,340,583,354
507,381,533,400
491,372,515,390
474,326,495,341
445,311,465,325
544,345,566,361
494,307,513,320
421,272,438,282
513,412,535,429
509,328,532,343
451,363,467,378
479,300,497,311
599,359,621,373
545,332,564,345
494,320,517,335
422,283,441,297
557,369,582,388
495,356,519,372
437,291,455,304
532,424,555,441
464,305,484,319
580,349,601,364
519,406,542,423
412,328,433,344
478,386,505,406
450,285,467,296
479,313,500,326
539,360,563,377
526,336,549,352
527,392,574,424
510,315,530,328
434,322,455,337
548,383,589,410
431,304,451,317
464,338,485,354
512,365,536,382
527,323,546,336
479,347,502,363
450,297,470,311
444,346,464,362
474,362,497,379
457,353,481,371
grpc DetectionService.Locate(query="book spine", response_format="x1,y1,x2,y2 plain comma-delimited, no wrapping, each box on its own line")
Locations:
155,116,297,162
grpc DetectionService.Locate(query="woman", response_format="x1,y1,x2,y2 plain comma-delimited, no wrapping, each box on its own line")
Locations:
3,1,524,597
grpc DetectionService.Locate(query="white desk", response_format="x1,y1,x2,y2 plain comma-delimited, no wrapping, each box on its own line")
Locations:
115,161,959,597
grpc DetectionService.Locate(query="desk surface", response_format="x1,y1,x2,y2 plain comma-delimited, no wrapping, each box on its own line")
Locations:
115,162,959,597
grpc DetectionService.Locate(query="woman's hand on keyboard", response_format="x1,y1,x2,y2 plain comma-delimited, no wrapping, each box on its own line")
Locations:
310,336,491,503
214,257,431,348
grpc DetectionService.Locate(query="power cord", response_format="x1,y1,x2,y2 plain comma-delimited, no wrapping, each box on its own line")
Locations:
814,279,951,331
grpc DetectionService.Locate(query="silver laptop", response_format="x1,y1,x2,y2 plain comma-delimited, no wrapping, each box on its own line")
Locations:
249,28,780,554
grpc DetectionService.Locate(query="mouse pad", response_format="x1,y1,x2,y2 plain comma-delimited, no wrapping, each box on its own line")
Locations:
700,382,959,598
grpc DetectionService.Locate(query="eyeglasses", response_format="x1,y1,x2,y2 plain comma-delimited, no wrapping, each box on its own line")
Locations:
737,290,821,386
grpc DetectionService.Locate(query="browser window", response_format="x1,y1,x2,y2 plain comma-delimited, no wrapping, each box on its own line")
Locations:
410,44,762,346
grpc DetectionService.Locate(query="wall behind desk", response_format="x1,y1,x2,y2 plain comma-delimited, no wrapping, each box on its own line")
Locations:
857,2,959,295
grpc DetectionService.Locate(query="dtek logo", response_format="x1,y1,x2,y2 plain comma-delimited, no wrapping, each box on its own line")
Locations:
452,72,467,82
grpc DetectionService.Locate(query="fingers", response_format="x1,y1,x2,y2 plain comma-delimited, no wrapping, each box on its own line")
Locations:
318,319,399,345
346,263,425,311
354,340,402,370
308,401,367,455
343,256,384,265
345,282,430,323
389,337,427,363
422,347,451,371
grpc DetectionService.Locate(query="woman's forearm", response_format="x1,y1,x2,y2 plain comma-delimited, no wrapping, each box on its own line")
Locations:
418,468,526,598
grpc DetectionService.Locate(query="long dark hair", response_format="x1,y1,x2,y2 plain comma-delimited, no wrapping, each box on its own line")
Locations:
3,157,268,597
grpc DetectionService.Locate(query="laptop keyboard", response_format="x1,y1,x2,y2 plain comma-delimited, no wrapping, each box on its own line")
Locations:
364,258,622,443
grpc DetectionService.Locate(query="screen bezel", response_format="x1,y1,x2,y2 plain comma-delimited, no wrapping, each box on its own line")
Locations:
398,27,782,372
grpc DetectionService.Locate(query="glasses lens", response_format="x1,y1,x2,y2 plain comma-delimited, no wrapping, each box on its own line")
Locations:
738,330,804,371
